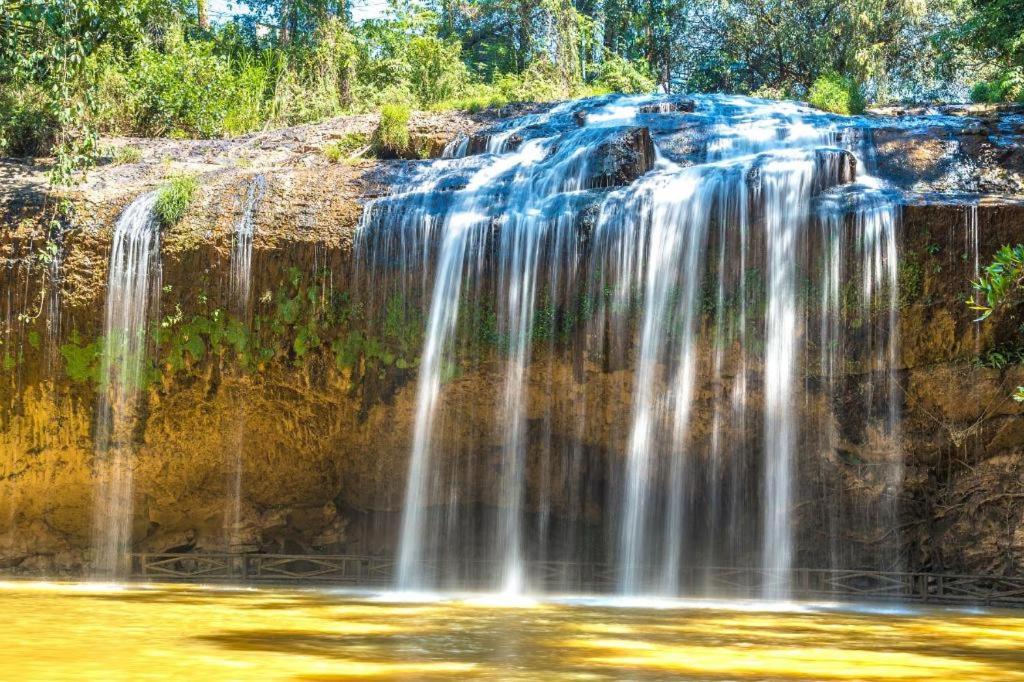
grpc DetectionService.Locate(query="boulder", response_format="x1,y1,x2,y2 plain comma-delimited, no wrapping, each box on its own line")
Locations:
583,126,656,188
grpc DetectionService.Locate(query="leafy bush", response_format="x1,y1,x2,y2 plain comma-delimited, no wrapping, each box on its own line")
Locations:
968,244,1024,319
405,35,470,106
0,85,59,157
496,60,570,103
89,30,270,139
807,72,866,114
268,18,355,126
373,104,411,157
60,331,105,385
154,174,199,227
594,54,656,95
969,69,1024,103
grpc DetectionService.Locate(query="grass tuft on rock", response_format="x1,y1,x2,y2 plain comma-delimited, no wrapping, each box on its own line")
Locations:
373,104,411,157
154,174,198,227
110,145,143,165
323,132,371,163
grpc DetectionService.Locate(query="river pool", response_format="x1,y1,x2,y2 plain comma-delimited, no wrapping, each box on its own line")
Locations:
3,582,1023,680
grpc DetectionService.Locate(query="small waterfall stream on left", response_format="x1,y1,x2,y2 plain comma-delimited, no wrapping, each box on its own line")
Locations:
92,192,162,577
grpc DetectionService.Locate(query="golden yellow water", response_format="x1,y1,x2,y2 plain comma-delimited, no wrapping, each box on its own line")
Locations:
3,582,1024,681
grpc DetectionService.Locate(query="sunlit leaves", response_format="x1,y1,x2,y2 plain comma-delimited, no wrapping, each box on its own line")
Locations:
968,244,1024,320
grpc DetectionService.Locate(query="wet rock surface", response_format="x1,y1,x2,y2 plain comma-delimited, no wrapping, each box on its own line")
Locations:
582,126,657,188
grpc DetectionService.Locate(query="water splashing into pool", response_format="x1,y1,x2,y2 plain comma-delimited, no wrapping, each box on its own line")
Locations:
356,94,905,597
92,192,161,577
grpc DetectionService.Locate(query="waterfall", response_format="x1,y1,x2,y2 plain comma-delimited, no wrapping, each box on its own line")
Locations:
966,202,980,354
230,174,265,318
92,192,161,577
817,185,902,574
357,94,907,597
225,175,265,549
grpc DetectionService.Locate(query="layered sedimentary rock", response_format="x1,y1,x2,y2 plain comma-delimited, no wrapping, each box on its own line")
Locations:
0,98,1022,582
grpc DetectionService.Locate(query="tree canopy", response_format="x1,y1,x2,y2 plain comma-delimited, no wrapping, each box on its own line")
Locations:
1,0,1022,177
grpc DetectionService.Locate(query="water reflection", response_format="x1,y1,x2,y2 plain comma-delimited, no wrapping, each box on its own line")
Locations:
3,582,1023,680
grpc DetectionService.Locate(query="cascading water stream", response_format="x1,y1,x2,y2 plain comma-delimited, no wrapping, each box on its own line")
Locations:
230,175,265,318
92,192,161,577
357,94,909,598
225,175,265,549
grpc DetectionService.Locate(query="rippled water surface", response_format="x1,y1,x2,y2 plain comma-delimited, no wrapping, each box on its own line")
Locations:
4,582,1024,680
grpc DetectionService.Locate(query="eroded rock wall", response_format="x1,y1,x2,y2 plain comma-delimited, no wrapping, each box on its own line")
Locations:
1,115,1023,578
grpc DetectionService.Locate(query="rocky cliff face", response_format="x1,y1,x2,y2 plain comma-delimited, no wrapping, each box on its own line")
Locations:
0,102,1022,578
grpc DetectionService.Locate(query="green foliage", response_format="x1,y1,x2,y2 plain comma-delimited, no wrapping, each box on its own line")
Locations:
373,104,411,156
898,258,924,308
495,60,569,103
969,69,1024,103
974,343,1024,370
109,145,143,165
594,54,656,95
0,85,59,157
322,132,369,162
405,35,470,106
968,244,1024,320
807,73,866,115
60,331,104,384
432,86,510,113
968,244,1024,404
154,174,198,228
157,305,251,373
957,0,1024,70
90,30,272,138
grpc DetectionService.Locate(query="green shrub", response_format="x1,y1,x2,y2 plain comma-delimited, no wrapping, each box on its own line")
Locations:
268,19,356,126
222,54,272,135
496,60,568,103
969,69,1024,103
406,35,470,106
0,85,59,157
90,28,270,139
373,104,411,156
154,174,198,227
60,332,104,385
807,72,866,115
594,54,656,95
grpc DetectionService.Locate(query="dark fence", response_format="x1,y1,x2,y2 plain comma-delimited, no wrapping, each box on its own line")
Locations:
131,553,1024,607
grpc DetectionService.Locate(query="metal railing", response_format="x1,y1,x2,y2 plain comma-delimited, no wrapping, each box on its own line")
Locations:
131,553,1024,607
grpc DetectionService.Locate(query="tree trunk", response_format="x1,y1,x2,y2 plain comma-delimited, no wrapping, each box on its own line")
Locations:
518,1,534,70
197,0,209,30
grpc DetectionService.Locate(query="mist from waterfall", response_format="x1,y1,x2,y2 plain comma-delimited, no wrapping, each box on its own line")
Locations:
356,94,906,597
92,192,162,577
